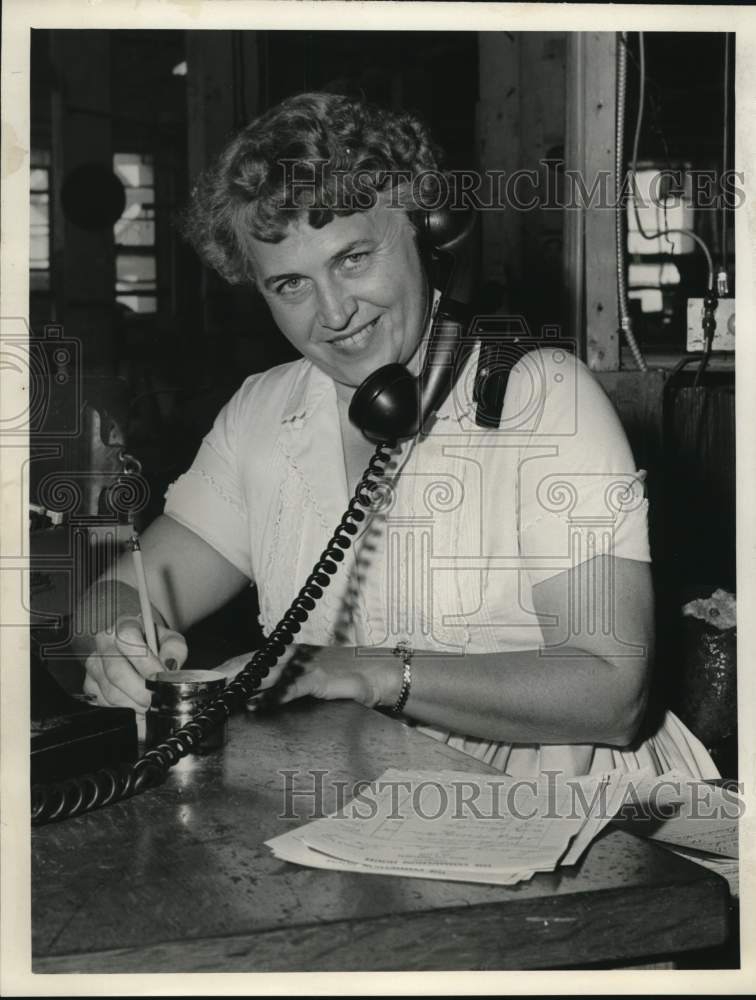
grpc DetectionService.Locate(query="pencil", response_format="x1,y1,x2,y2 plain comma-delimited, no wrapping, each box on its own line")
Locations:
128,533,159,658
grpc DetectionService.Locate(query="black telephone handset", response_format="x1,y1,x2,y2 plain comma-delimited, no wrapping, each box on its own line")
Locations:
31,208,479,825
349,207,478,443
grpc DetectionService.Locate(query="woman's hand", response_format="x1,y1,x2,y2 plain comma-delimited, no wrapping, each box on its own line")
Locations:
82,616,188,712
215,645,402,710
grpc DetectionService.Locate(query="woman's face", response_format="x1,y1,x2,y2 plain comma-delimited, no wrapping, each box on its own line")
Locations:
247,202,428,391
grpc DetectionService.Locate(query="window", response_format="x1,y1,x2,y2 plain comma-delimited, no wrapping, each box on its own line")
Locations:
113,152,157,314
30,150,51,292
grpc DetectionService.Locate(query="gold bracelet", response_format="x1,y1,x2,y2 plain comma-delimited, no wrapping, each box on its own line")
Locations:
391,641,413,714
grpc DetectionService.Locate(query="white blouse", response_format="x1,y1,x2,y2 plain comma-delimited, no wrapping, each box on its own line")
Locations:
164,346,718,780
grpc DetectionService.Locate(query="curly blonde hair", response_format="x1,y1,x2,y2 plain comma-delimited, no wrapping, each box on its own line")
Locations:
179,92,443,286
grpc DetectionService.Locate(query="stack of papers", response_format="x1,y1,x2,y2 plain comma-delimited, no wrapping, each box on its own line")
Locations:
611,772,741,899
266,766,657,886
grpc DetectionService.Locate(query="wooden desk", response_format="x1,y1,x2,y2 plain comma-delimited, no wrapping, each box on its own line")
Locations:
32,700,730,972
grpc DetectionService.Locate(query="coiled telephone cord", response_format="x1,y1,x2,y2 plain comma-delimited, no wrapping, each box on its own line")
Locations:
31,440,397,826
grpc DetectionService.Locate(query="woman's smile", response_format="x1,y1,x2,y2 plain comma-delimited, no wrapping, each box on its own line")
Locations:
248,202,427,391
327,316,381,353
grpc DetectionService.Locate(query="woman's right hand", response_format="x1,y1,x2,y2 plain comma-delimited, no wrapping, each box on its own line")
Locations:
82,616,188,713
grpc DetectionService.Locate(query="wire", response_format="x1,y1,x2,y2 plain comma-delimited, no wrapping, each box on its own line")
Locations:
623,42,675,175
694,293,719,387
668,353,705,382
694,346,712,388
720,33,731,275
629,33,715,291
623,42,676,263
616,33,648,371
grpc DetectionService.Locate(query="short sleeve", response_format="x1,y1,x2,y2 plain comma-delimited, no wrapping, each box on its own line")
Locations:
163,378,259,580
511,349,650,587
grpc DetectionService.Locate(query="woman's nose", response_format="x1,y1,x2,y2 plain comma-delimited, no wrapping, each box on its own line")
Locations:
315,279,358,332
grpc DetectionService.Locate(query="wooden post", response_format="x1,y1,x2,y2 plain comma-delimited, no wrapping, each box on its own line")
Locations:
582,32,619,370
477,33,567,328
186,30,261,179
476,33,522,310
519,32,567,331
185,32,261,344
563,32,586,354
186,33,237,184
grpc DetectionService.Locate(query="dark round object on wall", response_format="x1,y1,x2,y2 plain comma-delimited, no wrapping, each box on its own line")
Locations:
60,163,126,230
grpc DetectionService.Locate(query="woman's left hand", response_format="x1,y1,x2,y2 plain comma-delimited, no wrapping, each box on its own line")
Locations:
214,645,400,709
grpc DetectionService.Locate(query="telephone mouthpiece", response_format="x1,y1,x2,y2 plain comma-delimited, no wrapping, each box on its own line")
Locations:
348,363,420,442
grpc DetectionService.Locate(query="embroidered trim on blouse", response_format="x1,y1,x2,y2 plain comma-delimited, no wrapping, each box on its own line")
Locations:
171,468,246,518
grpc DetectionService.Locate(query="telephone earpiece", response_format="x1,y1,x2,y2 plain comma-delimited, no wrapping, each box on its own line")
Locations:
348,207,478,443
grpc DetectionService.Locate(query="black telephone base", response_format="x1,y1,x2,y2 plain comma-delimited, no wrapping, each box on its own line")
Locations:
31,647,138,787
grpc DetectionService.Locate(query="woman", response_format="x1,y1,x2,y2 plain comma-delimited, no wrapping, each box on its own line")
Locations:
82,92,717,780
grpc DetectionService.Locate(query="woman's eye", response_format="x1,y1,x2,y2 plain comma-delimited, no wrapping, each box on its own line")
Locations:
276,277,307,297
342,252,369,270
